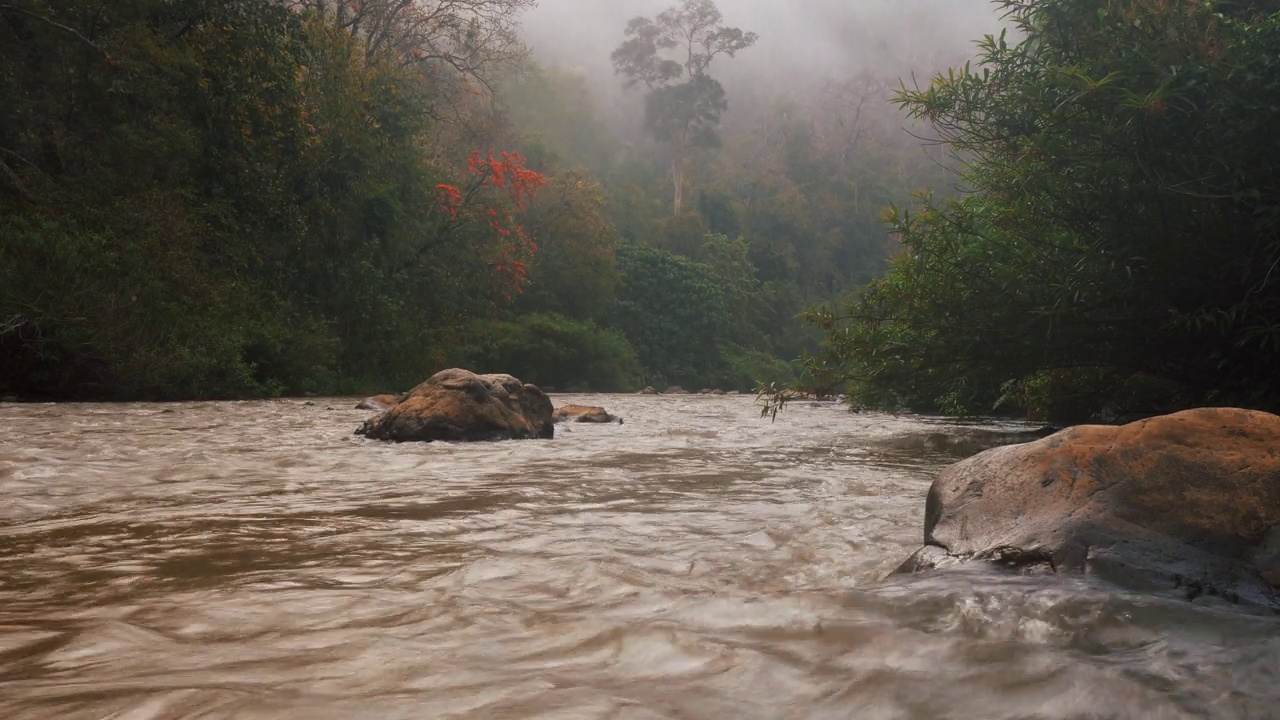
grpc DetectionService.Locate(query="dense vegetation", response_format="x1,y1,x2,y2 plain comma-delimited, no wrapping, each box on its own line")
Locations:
29,0,1271,418
1,0,943,399
1,0,545,398
792,0,1280,422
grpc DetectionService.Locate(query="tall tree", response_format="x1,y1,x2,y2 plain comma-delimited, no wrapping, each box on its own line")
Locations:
611,0,756,214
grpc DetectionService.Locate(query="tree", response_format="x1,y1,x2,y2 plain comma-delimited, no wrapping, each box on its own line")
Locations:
285,0,534,114
0,0,551,399
611,0,756,214
515,169,620,323
611,244,729,387
787,0,1280,422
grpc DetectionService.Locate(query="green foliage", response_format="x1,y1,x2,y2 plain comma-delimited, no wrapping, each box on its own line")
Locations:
456,313,643,392
642,76,728,150
611,244,728,387
793,0,1280,421
515,170,620,323
0,0,542,399
0,213,320,399
717,344,798,393
0,0,964,400
609,238,791,389
498,66,618,176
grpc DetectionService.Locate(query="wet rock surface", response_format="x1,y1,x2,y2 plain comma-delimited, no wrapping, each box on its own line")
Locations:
356,369,553,442
896,407,1280,613
869,425,1061,460
552,404,620,424
355,394,402,411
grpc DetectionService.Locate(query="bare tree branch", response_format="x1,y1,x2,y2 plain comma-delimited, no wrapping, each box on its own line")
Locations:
0,3,103,51
285,0,532,96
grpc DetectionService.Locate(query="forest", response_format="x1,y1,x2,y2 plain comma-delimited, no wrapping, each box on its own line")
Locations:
0,0,955,399
2,0,1279,423
794,0,1280,421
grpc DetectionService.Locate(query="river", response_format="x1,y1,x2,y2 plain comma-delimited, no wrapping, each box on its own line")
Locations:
0,394,1276,719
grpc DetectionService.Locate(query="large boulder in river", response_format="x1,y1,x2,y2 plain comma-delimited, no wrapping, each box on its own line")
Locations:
355,394,402,411
553,404,621,424
355,369,553,442
895,407,1280,611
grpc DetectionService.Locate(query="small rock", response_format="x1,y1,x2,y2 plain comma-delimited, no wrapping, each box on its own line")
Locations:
355,394,401,411
553,404,621,424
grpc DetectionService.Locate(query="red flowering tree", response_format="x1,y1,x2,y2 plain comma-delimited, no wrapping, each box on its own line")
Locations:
435,150,547,305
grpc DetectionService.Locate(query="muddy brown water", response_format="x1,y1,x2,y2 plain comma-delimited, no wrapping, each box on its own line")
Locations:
0,395,1277,719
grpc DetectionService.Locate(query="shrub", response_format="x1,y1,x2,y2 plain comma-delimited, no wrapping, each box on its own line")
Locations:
456,313,643,392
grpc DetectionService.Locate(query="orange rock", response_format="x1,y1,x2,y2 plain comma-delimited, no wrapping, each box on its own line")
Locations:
897,407,1280,611
356,369,553,443
553,404,620,424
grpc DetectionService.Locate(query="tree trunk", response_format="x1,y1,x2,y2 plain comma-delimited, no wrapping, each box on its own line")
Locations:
671,153,684,215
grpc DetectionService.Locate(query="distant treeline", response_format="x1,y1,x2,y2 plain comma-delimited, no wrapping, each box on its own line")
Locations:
1,0,947,399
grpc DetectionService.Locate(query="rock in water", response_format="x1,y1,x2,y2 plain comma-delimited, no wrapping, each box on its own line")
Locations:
355,394,402,411
895,407,1280,611
355,369,553,442
553,404,620,424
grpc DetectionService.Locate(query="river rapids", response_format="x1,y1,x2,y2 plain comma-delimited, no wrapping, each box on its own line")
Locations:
0,395,1276,719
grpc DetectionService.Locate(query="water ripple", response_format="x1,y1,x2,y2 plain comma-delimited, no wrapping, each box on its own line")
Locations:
0,395,1275,719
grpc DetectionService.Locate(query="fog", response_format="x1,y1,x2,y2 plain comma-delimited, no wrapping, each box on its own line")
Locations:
518,0,1003,137
522,0,999,71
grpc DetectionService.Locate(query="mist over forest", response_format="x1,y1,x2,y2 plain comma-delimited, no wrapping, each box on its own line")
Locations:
518,0,1002,133
3,0,1278,422
521,0,998,77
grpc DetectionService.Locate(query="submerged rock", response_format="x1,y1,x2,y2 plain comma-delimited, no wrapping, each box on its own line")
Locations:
355,394,402,411
665,386,689,395
356,368,553,443
871,425,1060,460
640,386,659,395
895,408,1280,612
553,404,621,424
